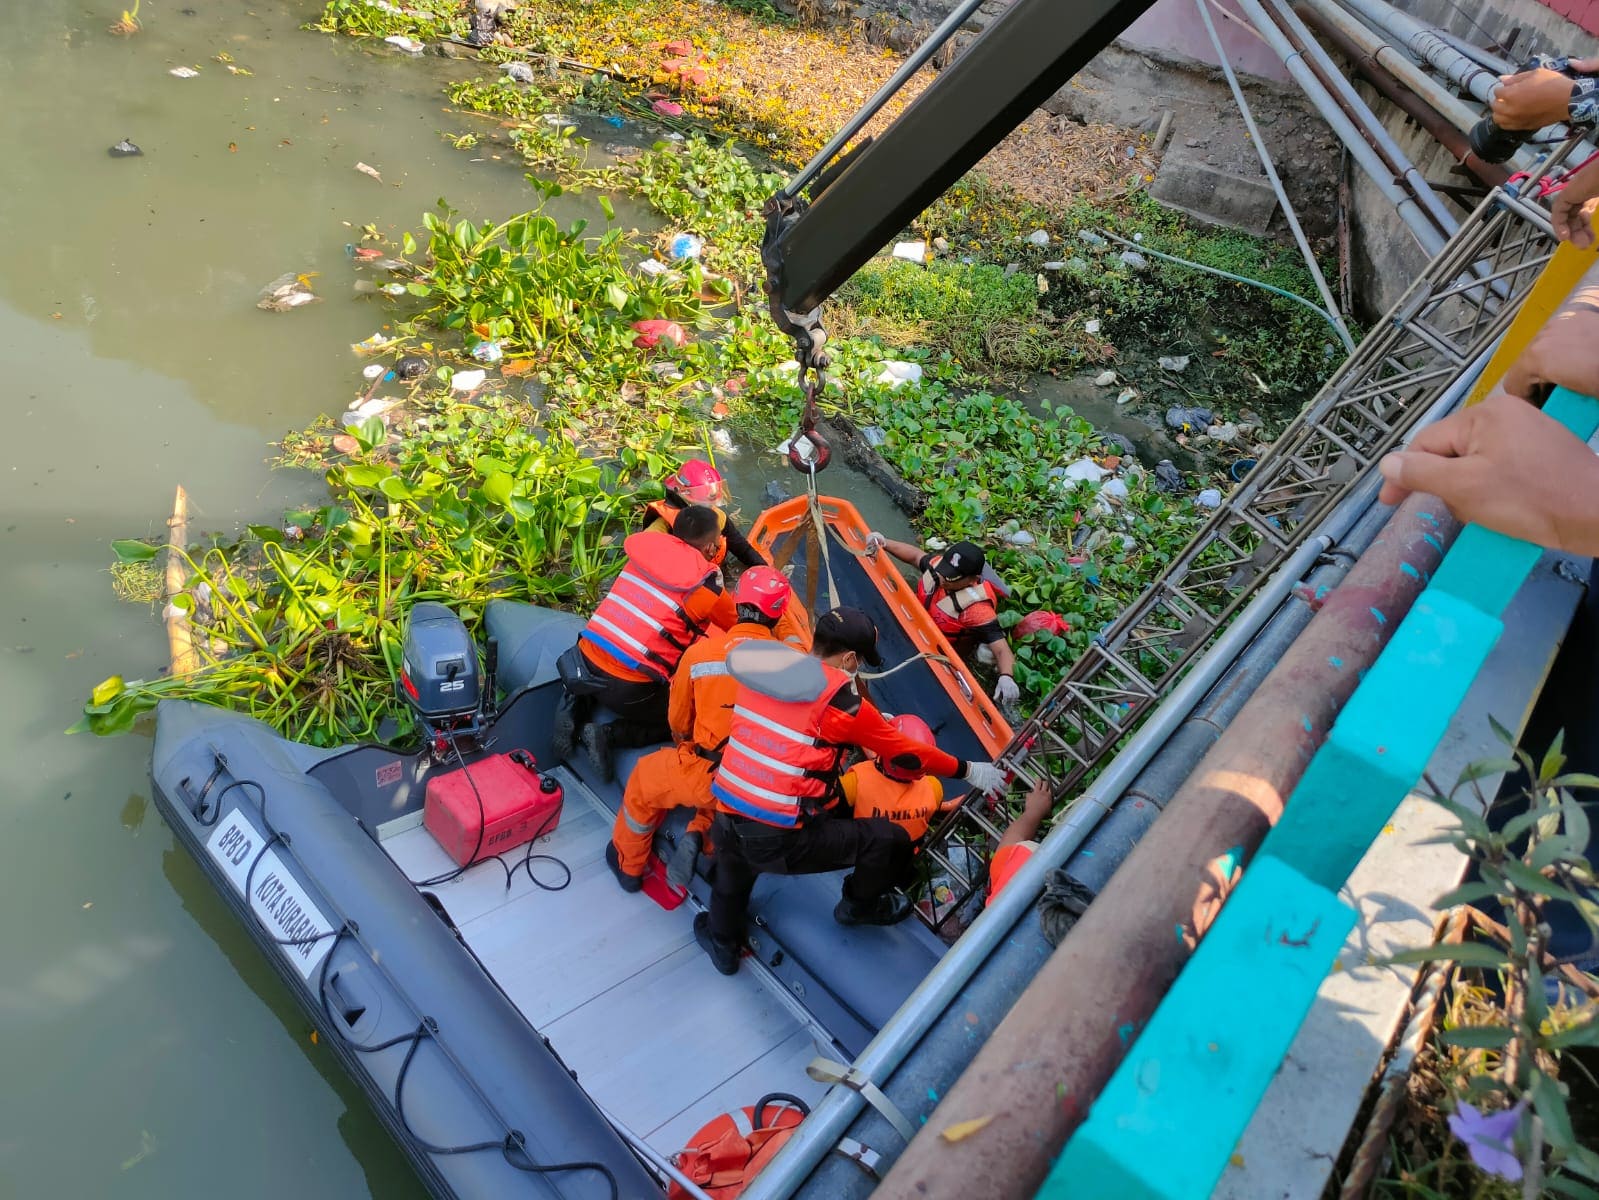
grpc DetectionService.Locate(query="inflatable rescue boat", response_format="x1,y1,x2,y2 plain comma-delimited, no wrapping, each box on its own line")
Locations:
148,498,1010,1199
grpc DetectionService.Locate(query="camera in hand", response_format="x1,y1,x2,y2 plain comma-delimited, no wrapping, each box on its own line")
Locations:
1469,55,1577,163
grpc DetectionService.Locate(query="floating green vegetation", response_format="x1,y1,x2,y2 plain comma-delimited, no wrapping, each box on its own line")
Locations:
77,397,653,746
83,8,1351,741
840,381,1206,697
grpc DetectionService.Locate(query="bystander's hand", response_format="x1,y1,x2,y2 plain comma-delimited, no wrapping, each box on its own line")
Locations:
1501,269,1599,398
1378,391,1599,556
1551,158,1599,248
1494,66,1580,129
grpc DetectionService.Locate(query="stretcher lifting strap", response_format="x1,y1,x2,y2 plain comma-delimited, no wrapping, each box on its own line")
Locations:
830,1136,883,1180
805,1057,916,1143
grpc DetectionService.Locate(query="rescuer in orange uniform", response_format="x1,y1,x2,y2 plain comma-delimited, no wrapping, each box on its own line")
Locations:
695,607,1007,975
864,535,1021,707
605,566,798,894
640,459,767,571
988,779,1052,898
841,713,962,847
553,506,737,783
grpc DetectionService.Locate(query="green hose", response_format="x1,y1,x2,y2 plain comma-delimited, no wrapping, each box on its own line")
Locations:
1094,228,1355,347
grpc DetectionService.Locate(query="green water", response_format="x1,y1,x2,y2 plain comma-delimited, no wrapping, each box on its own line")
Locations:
0,4,918,1196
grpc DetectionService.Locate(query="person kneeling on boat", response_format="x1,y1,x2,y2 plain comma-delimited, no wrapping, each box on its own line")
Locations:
605,566,797,894
696,607,1007,976
641,458,767,571
553,508,736,783
863,535,1021,707
842,713,962,850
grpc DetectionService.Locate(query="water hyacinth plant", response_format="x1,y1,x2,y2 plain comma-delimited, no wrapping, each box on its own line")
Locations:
77,397,644,746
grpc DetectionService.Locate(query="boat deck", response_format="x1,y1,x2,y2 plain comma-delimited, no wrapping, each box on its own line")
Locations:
380,773,831,1157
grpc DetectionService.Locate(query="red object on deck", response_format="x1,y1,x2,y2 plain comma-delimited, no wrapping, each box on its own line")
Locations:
424,752,564,867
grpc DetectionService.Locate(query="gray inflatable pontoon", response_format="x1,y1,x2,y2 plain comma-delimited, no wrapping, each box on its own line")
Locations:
150,589,985,1199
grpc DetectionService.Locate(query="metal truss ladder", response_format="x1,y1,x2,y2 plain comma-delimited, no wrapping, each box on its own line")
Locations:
914,185,1560,932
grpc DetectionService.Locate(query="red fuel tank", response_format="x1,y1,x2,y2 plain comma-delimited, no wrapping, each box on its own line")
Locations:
424,750,564,867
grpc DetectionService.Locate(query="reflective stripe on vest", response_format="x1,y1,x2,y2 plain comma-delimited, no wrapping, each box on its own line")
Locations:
580,533,712,680
848,764,942,841
917,568,996,637
712,643,849,828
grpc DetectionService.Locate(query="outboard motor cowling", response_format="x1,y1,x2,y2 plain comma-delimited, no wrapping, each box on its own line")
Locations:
400,602,491,752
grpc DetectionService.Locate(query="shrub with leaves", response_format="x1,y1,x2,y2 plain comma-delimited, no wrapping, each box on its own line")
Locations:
1371,726,1599,1198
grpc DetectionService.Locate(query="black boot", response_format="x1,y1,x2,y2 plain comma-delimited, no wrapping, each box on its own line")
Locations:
665,831,702,889
834,890,912,927
551,694,579,764
693,912,740,975
604,842,643,894
580,720,614,784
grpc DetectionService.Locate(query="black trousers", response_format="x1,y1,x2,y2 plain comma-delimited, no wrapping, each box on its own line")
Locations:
560,655,671,749
707,811,913,943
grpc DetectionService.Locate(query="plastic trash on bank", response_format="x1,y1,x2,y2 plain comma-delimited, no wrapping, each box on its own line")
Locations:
384,34,425,53
257,272,320,312
631,319,687,350
352,331,395,356
873,361,923,389
668,233,703,261
891,241,927,264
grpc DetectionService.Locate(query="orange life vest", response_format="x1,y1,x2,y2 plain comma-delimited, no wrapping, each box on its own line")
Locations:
917,563,999,639
847,762,943,841
646,498,730,567
580,531,715,682
712,640,850,828
668,1099,806,1200
988,840,1036,897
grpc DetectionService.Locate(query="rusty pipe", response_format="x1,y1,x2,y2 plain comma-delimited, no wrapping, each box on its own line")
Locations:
1297,3,1510,191
871,494,1462,1200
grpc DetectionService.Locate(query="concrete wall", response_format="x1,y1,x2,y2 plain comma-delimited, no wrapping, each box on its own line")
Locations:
1119,0,1292,83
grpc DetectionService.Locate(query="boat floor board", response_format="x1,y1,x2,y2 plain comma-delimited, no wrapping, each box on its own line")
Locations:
380,782,827,1155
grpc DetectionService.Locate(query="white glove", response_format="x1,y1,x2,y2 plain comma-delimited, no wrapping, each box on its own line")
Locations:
962,761,1006,794
864,531,886,555
993,674,1021,705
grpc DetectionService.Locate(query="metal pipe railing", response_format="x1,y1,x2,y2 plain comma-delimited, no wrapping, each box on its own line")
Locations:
1228,0,1448,255
1194,0,1355,350
1259,0,1460,237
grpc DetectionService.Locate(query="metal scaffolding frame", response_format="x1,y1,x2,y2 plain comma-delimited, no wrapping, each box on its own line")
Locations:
913,184,1561,932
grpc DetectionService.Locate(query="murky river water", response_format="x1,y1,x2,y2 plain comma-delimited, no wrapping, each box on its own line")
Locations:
0,3,913,1196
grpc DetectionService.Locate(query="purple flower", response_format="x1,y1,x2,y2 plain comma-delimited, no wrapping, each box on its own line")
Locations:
1446,1099,1527,1182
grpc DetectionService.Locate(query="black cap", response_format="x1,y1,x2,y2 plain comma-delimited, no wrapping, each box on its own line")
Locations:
935,541,985,580
814,607,883,667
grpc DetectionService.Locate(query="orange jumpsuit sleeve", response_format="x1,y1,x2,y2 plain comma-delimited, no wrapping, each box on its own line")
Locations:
667,650,697,742
684,582,737,632
820,700,964,779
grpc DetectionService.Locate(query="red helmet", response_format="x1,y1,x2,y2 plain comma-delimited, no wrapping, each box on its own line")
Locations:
882,713,936,781
734,566,791,619
665,459,725,506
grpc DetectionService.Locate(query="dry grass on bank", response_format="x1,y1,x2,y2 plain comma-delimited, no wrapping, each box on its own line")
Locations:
499,0,1145,205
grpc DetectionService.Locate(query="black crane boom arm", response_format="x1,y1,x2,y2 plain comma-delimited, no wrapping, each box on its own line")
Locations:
762,0,1158,319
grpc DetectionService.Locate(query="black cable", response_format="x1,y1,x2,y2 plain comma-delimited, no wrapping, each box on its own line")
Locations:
409,733,574,894
212,761,616,1196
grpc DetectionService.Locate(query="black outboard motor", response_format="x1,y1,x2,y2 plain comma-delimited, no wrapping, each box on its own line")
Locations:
399,603,497,755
